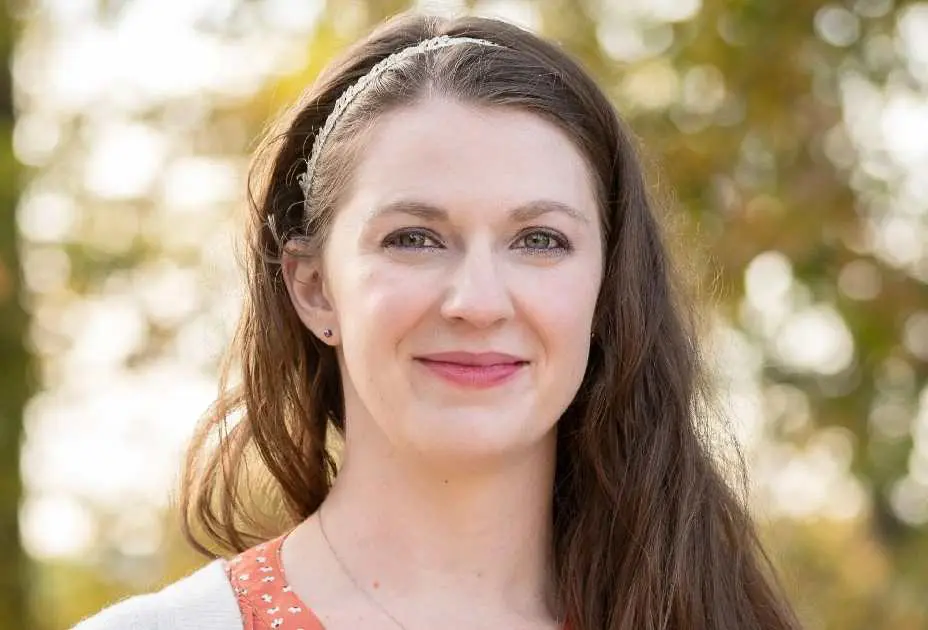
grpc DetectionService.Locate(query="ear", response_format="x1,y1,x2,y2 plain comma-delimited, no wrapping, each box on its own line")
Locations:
281,244,339,345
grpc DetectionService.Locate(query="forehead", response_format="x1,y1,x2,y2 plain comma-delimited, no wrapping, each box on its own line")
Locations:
339,97,600,221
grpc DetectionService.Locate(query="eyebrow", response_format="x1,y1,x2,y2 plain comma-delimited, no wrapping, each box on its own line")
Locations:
364,199,592,226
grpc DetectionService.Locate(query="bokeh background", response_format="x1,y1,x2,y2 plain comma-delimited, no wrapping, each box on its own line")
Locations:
1,0,927,628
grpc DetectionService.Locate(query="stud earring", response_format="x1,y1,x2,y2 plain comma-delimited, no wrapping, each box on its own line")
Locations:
322,329,333,338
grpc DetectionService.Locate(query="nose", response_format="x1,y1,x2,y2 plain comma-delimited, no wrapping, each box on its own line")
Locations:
439,245,515,329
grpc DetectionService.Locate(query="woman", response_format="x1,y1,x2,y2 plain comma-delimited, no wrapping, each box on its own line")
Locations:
76,11,802,630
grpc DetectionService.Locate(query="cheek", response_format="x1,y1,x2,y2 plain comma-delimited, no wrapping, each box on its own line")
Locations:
340,262,435,346
550,279,600,382
517,263,600,338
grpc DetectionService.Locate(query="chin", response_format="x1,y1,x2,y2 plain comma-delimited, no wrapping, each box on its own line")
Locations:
396,407,557,468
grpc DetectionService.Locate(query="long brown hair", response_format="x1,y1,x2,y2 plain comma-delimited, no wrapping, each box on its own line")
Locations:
180,12,802,630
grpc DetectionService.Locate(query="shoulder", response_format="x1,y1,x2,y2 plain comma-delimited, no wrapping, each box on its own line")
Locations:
71,590,163,630
72,559,243,630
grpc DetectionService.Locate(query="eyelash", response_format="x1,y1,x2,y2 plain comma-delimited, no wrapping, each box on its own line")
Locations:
382,228,572,256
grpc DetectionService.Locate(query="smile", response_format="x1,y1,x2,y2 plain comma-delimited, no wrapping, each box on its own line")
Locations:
413,352,528,389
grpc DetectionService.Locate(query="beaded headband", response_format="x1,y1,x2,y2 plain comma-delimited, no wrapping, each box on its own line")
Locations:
296,34,501,211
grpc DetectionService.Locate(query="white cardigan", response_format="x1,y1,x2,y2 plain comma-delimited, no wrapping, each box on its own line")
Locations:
72,559,244,630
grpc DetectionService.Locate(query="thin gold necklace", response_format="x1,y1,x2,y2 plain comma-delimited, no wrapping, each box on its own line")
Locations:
317,508,411,630
316,509,566,630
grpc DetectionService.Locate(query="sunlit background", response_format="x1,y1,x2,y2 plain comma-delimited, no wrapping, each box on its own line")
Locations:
1,0,927,628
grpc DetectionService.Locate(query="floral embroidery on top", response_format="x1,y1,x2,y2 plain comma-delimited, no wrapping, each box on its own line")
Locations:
224,533,325,630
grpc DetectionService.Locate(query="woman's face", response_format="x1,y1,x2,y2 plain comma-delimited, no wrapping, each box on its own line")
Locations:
287,97,603,466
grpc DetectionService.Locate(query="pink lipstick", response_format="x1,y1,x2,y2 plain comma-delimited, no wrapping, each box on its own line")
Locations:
414,352,527,389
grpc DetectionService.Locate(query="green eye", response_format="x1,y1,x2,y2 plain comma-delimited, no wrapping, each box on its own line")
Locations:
383,229,441,249
524,232,556,249
516,230,570,254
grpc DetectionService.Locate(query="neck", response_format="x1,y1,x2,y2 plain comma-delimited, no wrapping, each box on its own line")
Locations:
315,424,559,621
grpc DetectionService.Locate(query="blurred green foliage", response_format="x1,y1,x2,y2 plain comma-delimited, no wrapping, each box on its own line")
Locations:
0,4,32,628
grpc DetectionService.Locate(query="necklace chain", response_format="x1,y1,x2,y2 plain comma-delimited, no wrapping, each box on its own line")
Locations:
317,509,411,630
316,509,566,630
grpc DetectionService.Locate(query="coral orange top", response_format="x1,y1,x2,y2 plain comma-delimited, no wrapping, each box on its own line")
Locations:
224,532,324,630
224,530,571,630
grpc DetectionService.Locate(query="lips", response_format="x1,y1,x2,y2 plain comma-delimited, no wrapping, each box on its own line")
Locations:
413,351,528,388
415,351,527,366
